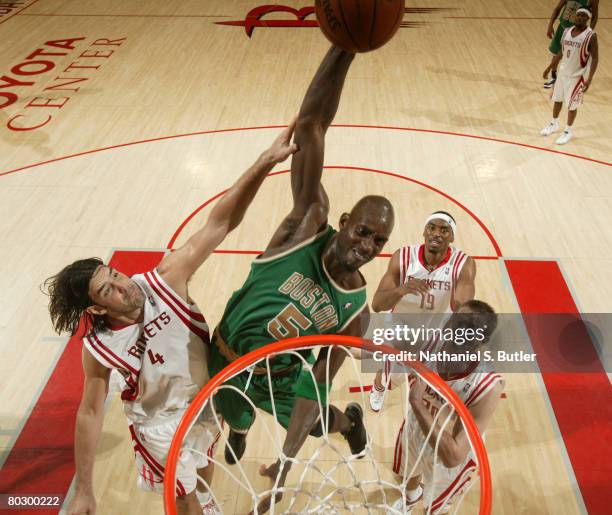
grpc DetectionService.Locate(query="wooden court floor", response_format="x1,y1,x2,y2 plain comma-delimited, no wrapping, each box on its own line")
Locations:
0,1,611,514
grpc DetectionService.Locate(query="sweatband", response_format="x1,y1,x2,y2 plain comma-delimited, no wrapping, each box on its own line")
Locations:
425,212,457,236
576,8,592,18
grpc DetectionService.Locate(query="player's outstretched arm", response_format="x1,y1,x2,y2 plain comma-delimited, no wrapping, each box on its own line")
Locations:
68,348,110,515
372,250,429,312
158,121,298,293
264,47,355,254
451,257,476,311
409,377,504,468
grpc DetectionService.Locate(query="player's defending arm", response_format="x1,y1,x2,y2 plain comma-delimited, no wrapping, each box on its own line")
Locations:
583,33,598,92
264,47,355,254
157,122,298,294
372,249,429,312
591,0,599,29
547,0,565,38
409,377,504,468
67,348,111,515
451,257,476,311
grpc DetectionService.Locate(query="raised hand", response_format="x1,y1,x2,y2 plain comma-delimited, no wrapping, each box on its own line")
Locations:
264,117,299,164
401,278,430,296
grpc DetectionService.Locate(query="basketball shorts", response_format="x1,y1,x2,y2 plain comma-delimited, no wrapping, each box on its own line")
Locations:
129,410,220,496
549,23,570,55
393,417,478,514
209,337,330,431
551,73,586,111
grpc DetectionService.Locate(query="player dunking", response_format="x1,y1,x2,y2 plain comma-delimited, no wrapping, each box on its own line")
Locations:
392,301,504,514
369,212,476,412
44,125,298,515
208,46,394,512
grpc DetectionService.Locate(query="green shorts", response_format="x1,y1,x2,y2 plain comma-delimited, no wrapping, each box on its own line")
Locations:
208,334,330,431
549,23,570,55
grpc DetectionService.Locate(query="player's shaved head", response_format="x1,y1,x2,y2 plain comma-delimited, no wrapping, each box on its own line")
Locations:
330,196,395,272
350,195,395,227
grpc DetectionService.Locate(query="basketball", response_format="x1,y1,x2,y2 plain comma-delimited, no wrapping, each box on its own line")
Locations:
315,0,405,53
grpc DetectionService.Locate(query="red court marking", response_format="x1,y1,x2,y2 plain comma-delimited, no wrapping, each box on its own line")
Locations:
1,124,611,179
506,260,612,515
212,249,498,260
167,166,502,257
0,0,41,25
17,13,230,18
0,250,165,511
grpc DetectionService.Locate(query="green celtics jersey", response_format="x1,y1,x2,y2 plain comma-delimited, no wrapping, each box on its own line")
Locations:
218,225,367,362
559,0,590,27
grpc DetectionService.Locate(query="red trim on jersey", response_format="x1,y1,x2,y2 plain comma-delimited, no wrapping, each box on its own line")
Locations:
450,251,466,310
430,459,476,512
150,270,206,323
144,273,210,343
393,419,406,474
130,427,165,480
84,335,122,370
208,430,222,458
86,334,138,377
580,31,592,67
418,245,452,273
465,373,502,406
129,425,187,497
569,76,585,107
90,332,139,375
451,252,466,285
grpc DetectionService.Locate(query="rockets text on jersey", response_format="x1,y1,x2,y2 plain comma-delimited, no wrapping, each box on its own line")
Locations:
83,268,210,424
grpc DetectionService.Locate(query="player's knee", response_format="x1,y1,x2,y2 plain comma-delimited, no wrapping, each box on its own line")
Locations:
309,409,335,438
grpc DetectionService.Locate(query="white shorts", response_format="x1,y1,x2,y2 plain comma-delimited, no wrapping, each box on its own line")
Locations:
393,418,478,514
129,411,220,497
551,74,586,111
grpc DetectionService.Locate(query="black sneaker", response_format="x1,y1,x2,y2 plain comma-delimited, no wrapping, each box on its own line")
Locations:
343,403,367,457
225,429,247,465
543,77,556,89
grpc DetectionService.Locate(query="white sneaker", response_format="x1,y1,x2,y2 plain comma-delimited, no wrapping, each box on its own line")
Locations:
391,485,423,513
369,385,386,412
555,129,573,145
540,120,560,136
198,492,222,515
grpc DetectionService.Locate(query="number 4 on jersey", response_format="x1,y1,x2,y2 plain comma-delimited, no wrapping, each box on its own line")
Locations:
147,349,165,365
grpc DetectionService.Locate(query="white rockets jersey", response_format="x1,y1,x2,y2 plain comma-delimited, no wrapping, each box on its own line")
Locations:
559,26,594,78
394,244,468,317
83,269,210,425
414,365,503,422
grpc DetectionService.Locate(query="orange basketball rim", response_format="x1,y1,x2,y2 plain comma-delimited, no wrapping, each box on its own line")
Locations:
163,335,492,515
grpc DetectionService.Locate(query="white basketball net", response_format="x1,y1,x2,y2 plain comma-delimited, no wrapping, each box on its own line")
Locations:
169,343,484,514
